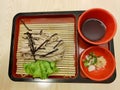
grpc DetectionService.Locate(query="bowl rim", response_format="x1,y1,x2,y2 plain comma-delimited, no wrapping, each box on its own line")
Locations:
80,46,116,81
78,8,117,45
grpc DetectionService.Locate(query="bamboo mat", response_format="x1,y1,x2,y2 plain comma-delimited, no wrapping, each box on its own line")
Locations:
16,23,76,77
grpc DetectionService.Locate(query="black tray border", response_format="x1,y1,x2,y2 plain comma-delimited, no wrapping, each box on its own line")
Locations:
9,11,116,83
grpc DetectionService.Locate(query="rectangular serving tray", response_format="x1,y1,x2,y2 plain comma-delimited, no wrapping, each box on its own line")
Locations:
9,11,116,83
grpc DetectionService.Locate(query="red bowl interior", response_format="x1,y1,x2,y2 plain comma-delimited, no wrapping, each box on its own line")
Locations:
78,8,117,45
80,46,116,81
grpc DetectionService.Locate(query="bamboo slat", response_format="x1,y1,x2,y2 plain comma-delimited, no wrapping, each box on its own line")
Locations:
16,23,76,77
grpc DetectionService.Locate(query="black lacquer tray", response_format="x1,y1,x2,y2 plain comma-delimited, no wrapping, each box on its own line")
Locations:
9,11,116,83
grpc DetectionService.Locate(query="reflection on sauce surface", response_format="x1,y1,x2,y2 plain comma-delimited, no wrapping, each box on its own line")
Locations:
81,18,106,41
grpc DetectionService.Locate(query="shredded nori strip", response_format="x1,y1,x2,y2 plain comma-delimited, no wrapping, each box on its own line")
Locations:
35,40,49,52
21,20,59,61
36,33,58,51
21,20,32,31
39,48,58,57
39,30,43,35
24,32,36,60
53,40,63,49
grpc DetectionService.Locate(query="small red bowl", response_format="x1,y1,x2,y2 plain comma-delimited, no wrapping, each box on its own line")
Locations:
78,8,117,45
80,46,116,81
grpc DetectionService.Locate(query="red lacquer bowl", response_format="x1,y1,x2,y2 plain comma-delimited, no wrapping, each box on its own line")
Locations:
78,8,117,45
80,46,116,81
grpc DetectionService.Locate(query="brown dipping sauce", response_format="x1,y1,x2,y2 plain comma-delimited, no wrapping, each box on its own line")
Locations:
81,18,106,41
